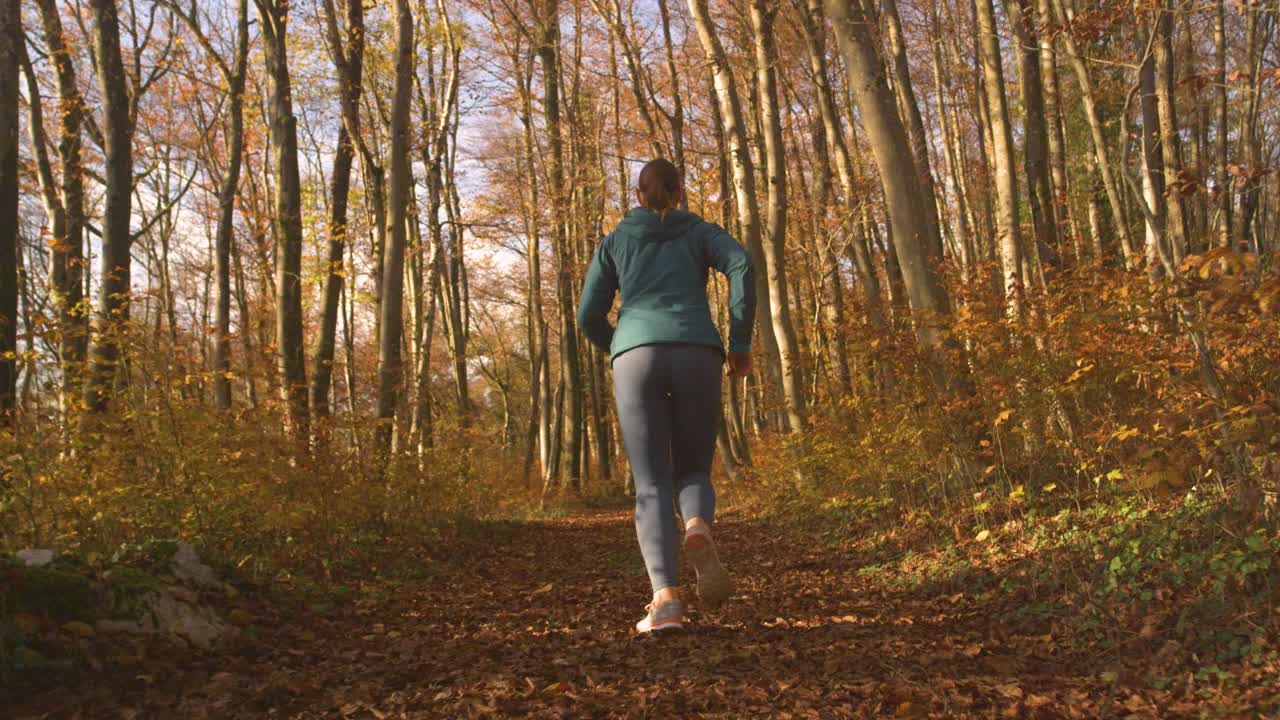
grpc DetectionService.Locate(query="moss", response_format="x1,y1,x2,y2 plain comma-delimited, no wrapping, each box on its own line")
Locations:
6,566,97,622
142,540,180,568
104,565,162,620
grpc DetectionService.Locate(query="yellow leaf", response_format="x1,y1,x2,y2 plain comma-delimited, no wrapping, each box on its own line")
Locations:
533,582,554,595
975,529,990,542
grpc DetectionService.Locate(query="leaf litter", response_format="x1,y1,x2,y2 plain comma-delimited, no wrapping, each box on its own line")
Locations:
7,509,1276,718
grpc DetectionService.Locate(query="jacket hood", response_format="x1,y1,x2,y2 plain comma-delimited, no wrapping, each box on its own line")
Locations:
615,207,700,243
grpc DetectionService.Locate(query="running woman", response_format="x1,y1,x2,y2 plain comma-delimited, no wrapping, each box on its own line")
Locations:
576,158,756,633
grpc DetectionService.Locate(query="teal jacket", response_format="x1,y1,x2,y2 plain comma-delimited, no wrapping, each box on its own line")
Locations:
576,207,756,361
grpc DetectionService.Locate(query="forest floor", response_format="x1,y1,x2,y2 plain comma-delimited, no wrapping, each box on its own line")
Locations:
9,507,1275,719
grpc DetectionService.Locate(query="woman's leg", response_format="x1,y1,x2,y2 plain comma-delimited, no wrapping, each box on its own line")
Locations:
668,346,723,526
612,346,679,594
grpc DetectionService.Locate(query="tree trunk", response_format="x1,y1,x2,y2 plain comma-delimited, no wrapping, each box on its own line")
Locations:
1214,0,1230,247
976,0,1024,318
375,0,415,457
514,46,552,484
539,0,582,492
749,0,807,431
1006,0,1058,264
1037,0,1075,258
827,0,952,371
686,0,785,402
312,0,365,417
0,0,17,420
1050,0,1135,264
798,0,887,333
207,0,250,410
1152,0,1187,263
84,0,134,414
707,69,751,467
655,0,686,177
881,0,944,262
254,0,310,440
1137,16,1167,279
34,0,88,415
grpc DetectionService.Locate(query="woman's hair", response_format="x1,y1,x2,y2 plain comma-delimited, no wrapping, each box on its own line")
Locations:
638,158,681,220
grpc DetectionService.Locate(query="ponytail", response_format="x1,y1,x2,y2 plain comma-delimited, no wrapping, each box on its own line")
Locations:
638,158,681,221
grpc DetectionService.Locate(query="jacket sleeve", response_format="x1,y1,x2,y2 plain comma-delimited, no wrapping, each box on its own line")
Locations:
576,236,619,353
705,227,756,354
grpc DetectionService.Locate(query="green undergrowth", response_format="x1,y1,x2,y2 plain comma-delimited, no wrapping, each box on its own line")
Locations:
750,477,1280,703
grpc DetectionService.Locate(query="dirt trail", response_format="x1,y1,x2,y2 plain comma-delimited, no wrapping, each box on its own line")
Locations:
17,511,1170,718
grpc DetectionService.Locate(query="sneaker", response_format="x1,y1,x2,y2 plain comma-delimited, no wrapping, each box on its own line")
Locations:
635,598,686,633
685,527,732,609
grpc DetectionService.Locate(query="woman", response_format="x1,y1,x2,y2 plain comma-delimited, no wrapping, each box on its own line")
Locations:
576,158,756,633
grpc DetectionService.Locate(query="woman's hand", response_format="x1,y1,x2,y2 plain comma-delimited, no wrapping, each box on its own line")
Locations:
727,351,752,378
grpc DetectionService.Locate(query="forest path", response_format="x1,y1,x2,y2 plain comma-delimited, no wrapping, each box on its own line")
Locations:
28,510,1135,718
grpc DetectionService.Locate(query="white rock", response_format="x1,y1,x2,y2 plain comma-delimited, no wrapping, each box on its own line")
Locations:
97,587,229,650
15,549,55,567
169,542,220,590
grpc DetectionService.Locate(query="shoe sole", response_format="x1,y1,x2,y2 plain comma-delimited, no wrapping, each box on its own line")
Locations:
685,534,732,609
637,619,684,633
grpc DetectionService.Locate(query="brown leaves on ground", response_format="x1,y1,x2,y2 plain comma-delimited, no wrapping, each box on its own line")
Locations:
8,511,1271,718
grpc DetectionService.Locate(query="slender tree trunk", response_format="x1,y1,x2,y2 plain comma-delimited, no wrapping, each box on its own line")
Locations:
1007,0,1058,264
827,0,952,372
749,0,807,431
656,0,686,177
881,0,944,261
539,0,582,491
206,0,250,410
707,69,751,467
1050,0,1135,264
1214,0,1230,247
686,0,784,401
515,48,552,483
976,0,1025,318
84,0,134,414
1152,0,1187,263
1137,16,1167,279
375,0,414,457
312,0,365,416
1236,0,1271,251
254,0,309,440
35,0,88,415
1038,0,1075,258
0,0,17,420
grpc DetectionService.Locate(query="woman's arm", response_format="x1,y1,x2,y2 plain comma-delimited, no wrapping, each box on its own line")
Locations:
706,229,756,354
576,237,619,352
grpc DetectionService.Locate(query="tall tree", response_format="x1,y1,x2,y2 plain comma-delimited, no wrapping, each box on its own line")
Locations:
166,0,250,410
0,0,17,420
32,0,89,415
1006,0,1057,263
253,0,309,440
826,0,952,366
84,0,135,413
313,0,366,417
881,0,944,261
975,0,1024,317
1151,0,1187,261
686,0,785,406
538,0,583,491
749,0,806,432
1050,0,1135,264
375,0,415,456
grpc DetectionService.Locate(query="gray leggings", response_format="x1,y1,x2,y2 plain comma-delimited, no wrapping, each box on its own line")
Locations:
612,344,723,593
